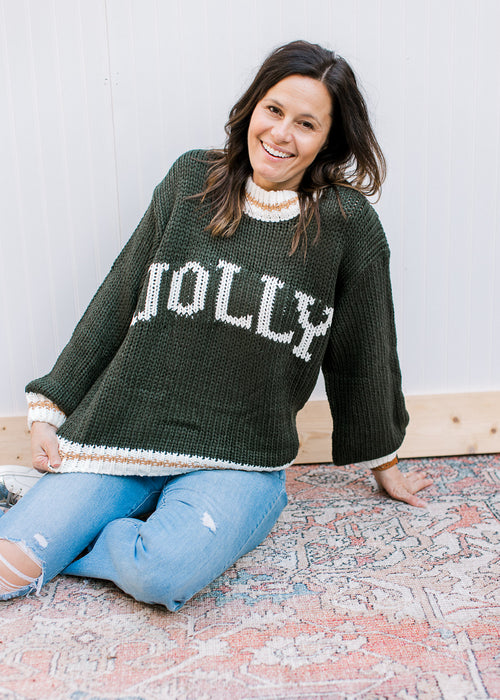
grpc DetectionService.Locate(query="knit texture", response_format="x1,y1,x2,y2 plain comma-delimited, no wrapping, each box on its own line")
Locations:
26,150,408,475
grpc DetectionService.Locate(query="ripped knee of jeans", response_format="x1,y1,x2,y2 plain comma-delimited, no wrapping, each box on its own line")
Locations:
0,539,43,596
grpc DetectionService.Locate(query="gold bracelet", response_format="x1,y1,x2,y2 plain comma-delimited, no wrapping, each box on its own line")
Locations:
371,456,398,472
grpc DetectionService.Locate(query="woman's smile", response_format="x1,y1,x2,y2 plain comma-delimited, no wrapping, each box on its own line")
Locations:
261,141,294,159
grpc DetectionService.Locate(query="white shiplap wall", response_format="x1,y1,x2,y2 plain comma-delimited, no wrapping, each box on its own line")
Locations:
1,0,499,415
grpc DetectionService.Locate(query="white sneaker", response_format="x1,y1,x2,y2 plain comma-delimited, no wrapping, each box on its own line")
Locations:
0,465,43,508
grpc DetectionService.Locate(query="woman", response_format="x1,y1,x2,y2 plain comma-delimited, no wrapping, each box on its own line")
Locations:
0,41,431,609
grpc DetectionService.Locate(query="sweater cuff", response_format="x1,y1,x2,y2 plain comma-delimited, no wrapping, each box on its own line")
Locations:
355,450,398,471
26,392,66,430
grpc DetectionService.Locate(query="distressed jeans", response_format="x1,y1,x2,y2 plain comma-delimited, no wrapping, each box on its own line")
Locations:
0,468,287,611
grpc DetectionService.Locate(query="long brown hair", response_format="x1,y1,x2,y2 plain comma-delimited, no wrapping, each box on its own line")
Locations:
199,40,386,254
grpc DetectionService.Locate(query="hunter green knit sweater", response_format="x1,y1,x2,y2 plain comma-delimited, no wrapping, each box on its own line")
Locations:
26,150,408,475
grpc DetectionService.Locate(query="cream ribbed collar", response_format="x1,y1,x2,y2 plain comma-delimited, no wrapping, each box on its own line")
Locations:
244,178,300,222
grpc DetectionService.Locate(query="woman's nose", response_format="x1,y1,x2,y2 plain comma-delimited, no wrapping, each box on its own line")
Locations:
271,120,292,143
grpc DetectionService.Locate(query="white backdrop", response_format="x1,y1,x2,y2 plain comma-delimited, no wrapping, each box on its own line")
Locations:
1,0,499,415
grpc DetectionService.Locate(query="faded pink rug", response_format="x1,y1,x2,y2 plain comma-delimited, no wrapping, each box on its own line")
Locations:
1,455,499,700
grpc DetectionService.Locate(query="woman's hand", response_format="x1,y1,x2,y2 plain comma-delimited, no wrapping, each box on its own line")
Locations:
372,464,432,508
31,421,62,473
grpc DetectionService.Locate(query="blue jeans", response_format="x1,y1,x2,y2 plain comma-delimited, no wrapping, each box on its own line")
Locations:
0,469,287,611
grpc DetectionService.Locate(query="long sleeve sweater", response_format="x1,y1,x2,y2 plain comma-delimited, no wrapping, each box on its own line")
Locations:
26,149,408,476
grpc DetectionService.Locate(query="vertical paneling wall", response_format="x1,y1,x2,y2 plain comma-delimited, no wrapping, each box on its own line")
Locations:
1,0,499,415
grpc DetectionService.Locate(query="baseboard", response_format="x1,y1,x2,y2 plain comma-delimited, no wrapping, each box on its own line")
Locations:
295,391,500,463
1,391,498,466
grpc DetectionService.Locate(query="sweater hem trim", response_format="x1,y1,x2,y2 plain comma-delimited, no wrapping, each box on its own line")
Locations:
54,437,293,476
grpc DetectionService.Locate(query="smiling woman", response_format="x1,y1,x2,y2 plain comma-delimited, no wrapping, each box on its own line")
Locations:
0,40,431,611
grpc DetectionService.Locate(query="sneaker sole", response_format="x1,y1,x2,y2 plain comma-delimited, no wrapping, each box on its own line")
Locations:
0,465,43,498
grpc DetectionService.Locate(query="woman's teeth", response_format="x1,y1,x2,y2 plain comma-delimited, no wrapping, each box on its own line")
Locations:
262,142,292,158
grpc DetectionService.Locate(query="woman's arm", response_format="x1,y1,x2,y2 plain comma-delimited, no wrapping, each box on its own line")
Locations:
23,144,189,416
322,254,409,464
322,250,432,505
25,198,162,415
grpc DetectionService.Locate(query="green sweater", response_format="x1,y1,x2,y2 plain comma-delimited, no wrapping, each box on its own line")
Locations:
26,150,408,475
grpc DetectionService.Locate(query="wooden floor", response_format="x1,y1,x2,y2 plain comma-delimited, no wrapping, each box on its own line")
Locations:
1,391,499,466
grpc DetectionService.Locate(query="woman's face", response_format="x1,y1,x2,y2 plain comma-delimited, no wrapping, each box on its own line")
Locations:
247,74,332,192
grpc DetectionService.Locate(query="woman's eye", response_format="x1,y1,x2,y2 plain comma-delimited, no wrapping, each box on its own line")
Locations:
267,105,280,115
301,121,314,130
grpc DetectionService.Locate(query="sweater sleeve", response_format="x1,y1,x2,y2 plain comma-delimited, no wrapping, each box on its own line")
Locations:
355,450,398,470
24,169,178,417
322,254,409,466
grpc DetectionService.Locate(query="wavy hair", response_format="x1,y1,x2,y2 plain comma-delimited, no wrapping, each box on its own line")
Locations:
199,40,386,254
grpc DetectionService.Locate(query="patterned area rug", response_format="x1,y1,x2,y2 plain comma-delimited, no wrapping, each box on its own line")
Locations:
0,455,499,700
